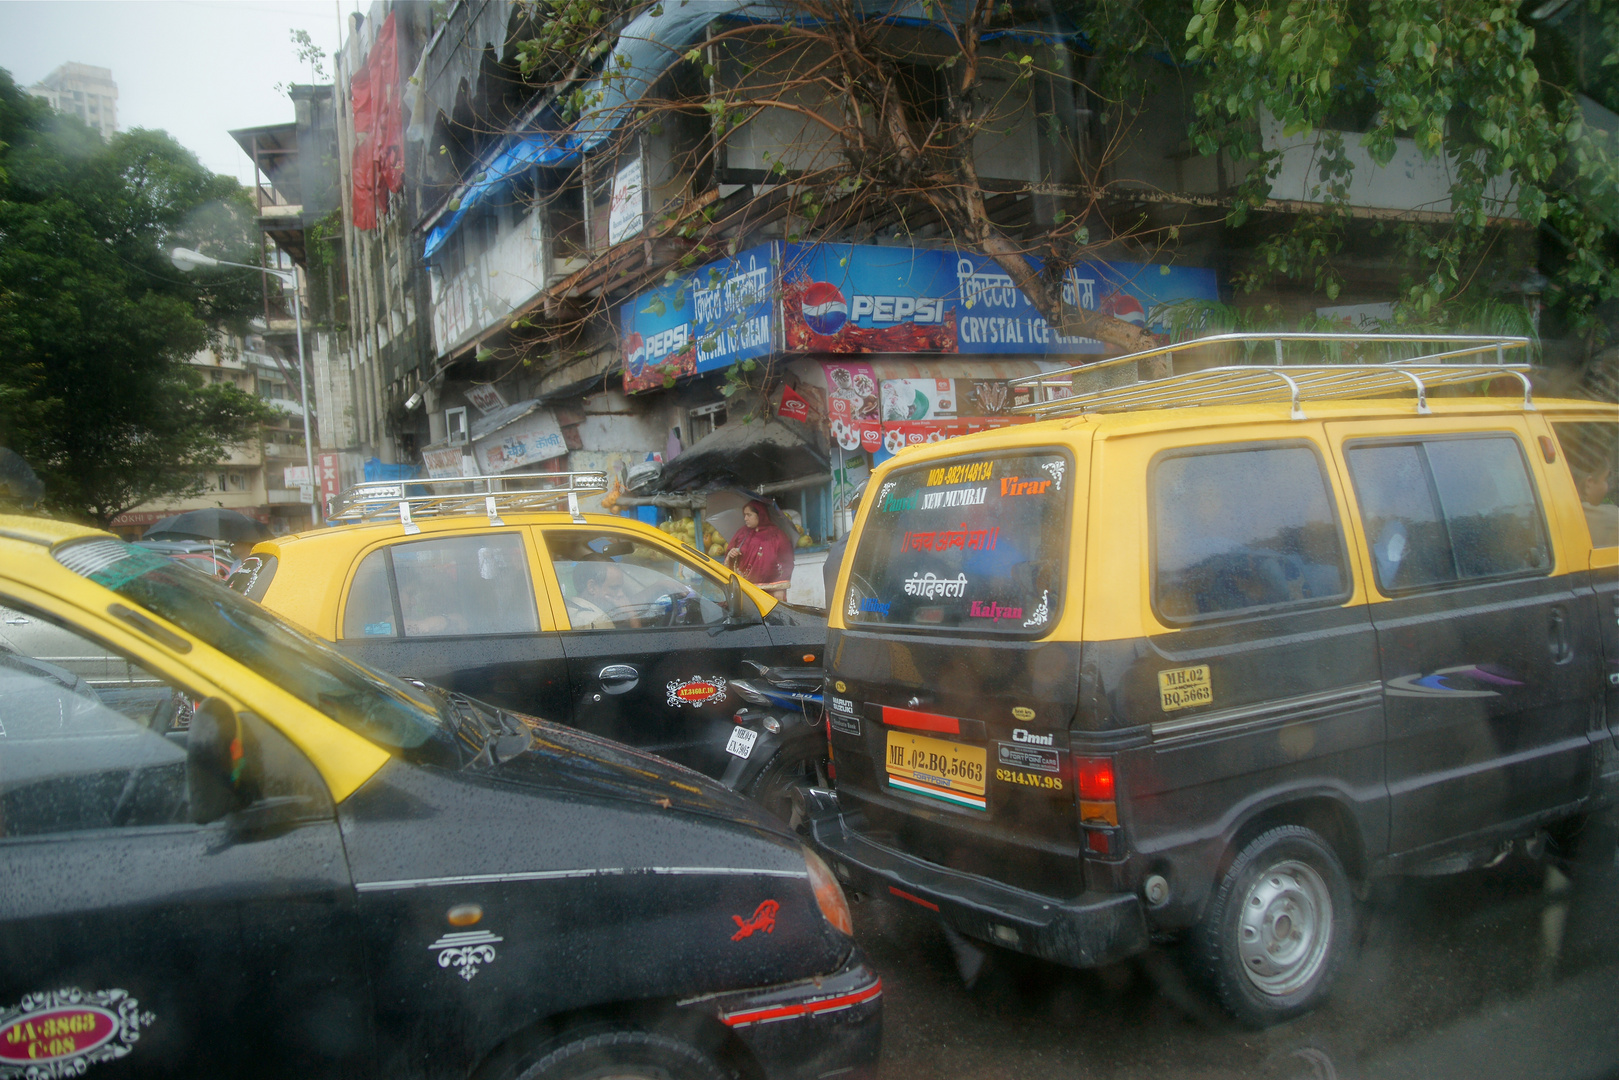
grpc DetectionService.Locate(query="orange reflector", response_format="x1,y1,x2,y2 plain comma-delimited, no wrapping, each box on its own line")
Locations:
1075,756,1116,801
446,904,483,926
1079,800,1119,826
803,654,816,663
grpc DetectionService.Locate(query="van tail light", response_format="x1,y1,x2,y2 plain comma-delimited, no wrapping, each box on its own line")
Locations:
1075,755,1119,830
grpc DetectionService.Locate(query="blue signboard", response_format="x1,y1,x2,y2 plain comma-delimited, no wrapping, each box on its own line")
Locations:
621,244,776,393
778,243,1219,356
618,241,1220,390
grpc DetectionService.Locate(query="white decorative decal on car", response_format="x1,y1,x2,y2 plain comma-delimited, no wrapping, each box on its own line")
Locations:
0,988,155,1078
1040,460,1065,491
429,929,505,981
666,677,727,708
1022,590,1050,628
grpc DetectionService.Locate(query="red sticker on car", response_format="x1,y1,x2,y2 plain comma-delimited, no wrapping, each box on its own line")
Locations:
731,899,780,940
666,677,727,708
0,990,154,1071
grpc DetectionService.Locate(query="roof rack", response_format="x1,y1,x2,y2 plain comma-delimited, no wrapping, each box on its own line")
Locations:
1009,332,1533,421
328,471,609,534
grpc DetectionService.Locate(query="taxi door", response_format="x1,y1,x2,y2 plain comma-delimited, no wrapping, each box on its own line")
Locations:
0,598,371,1079
333,529,574,724
538,527,776,777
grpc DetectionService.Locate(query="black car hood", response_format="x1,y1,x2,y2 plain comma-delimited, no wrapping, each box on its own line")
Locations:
477,714,789,835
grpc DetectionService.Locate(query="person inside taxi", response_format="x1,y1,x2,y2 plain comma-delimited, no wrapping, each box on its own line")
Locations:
567,561,624,629
1576,460,1618,547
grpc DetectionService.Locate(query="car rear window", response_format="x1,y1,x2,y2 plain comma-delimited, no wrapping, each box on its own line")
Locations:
844,450,1070,634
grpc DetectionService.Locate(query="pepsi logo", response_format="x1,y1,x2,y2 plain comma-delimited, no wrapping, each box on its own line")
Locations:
1100,291,1147,327
625,331,647,375
801,282,848,336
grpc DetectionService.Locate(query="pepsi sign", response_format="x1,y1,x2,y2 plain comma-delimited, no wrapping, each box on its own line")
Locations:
620,246,776,393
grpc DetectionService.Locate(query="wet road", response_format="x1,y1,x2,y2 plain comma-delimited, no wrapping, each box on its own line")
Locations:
850,848,1619,1080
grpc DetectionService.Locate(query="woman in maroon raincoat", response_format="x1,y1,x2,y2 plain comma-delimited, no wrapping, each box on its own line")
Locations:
726,500,794,599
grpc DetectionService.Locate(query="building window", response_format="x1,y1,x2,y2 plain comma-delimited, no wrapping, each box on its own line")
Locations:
446,406,469,446
218,473,229,492
688,401,727,443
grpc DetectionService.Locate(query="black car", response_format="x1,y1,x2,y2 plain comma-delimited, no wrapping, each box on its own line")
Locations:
0,521,880,1080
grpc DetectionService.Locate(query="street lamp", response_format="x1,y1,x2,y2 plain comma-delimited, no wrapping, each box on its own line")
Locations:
171,247,321,526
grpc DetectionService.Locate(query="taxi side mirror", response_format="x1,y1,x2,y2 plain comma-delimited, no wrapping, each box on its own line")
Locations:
188,697,252,824
713,575,762,636
725,575,744,619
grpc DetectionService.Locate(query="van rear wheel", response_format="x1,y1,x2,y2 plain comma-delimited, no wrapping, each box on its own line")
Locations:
1193,825,1355,1028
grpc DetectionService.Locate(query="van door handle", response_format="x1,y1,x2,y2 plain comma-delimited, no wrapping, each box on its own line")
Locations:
1549,607,1572,664
598,664,640,694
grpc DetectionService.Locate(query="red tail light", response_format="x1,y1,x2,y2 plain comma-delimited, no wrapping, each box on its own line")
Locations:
1075,757,1115,801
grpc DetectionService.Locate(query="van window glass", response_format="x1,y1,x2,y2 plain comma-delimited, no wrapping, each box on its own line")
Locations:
1154,445,1349,620
1347,436,1550,592
1426,439,1550,577
1554,420,1619,548
1346,444,1457,589
844,451,1069,634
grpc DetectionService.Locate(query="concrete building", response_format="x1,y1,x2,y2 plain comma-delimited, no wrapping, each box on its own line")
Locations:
27,63,118,140
108,334,316,540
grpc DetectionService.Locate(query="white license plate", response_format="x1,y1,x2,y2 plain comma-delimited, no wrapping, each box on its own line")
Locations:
725,726,759,759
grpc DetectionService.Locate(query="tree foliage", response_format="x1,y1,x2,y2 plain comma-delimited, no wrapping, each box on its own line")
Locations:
0,70,279,526
1183,0,1619,328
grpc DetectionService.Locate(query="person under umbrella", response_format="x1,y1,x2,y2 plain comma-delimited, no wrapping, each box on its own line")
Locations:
725,500,794,600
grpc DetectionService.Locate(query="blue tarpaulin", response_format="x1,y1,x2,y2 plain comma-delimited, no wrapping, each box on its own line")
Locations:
363,457,421,483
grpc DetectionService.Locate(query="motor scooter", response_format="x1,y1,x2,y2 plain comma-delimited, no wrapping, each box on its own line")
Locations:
718,660,827,824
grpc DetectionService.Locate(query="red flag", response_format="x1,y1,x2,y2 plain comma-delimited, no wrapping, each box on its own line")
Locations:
349,11,400,231
778,384,811,423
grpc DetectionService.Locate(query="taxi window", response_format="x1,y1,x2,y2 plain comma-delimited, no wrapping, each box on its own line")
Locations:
1153,443,1350,621
0,610,190,836
341,534,541,639
1347,434,1551,592
844,450,1070,634
55,540,442,751
1554,420,1619,548
546,532,728,630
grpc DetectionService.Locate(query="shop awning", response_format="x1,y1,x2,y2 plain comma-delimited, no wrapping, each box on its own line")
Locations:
662,416,827,492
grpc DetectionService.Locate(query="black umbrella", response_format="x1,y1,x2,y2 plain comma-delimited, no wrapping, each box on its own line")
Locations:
143,508,272,544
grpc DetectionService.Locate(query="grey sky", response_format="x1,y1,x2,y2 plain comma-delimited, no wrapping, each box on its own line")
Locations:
0,1,351,184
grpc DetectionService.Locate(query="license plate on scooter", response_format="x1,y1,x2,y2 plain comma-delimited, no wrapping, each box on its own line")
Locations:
726,726,759,759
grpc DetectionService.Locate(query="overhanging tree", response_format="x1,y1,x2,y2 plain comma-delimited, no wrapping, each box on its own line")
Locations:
0,70,279,526
457,0,1615,378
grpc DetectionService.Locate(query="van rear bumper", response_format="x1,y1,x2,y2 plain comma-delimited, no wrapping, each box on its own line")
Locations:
803,789,1149,969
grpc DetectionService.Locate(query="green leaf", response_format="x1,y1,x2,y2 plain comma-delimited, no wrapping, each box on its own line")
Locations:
475,348,494,362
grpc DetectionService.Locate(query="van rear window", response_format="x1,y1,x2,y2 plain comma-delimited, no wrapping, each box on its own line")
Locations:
844,451,1069,634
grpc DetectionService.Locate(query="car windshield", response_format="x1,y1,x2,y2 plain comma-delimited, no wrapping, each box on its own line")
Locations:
54,538,442,750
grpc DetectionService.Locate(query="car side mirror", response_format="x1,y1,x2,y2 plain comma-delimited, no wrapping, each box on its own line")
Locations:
188,697,252,824
713,575,763,636
725,575,744,619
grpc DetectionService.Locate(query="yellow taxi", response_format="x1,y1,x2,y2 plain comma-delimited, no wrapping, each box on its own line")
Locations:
231,473,829,797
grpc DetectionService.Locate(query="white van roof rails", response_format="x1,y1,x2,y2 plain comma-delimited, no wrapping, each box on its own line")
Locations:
1009,332,1534,421
328,471,610,534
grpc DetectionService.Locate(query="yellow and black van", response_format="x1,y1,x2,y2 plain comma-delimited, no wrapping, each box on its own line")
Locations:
805,334,1619,1026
